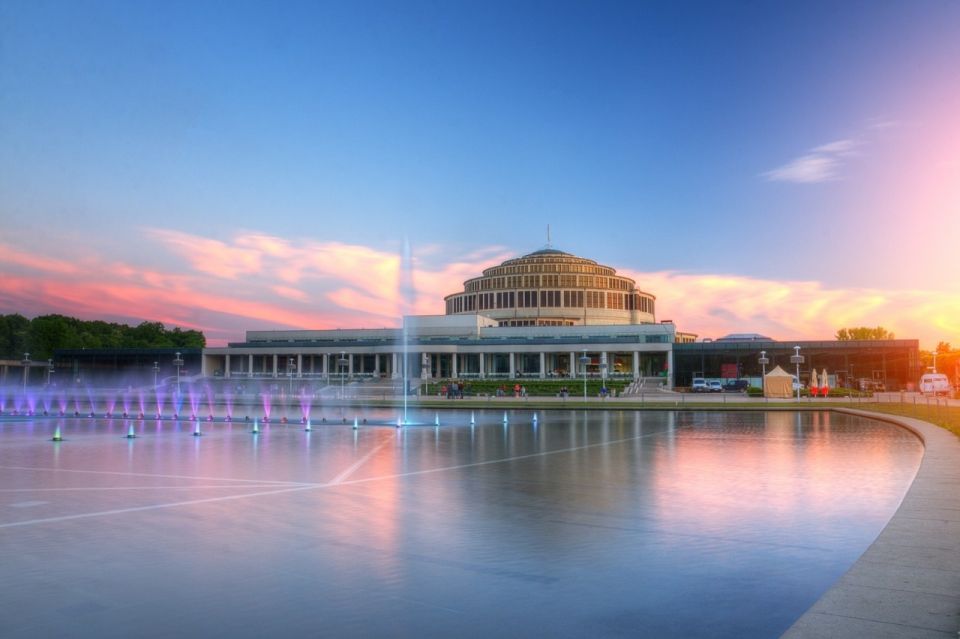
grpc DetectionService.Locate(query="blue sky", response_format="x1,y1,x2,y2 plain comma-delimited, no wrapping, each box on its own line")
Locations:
1,1,958,345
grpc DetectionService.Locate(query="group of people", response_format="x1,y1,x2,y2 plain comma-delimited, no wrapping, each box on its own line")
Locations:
493,384,527,397
441,382,465,399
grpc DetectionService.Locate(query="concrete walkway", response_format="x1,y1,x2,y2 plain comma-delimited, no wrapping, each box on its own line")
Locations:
782,409,960,638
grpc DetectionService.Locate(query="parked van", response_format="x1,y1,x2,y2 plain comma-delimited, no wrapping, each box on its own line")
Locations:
919,373,951,396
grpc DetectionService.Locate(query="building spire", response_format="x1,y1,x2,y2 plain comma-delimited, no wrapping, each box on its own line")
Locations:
546,224,551,249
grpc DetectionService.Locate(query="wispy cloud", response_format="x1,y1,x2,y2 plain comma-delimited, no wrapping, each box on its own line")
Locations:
865,117,902,130
762,138,859,184
762,154,841,183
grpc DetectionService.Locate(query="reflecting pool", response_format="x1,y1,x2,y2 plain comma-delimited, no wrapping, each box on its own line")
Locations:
0,410,921,638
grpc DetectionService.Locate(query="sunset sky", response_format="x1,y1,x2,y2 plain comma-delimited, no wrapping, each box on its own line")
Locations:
1,1,958,348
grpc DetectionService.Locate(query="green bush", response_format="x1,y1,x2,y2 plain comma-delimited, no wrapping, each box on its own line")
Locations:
422,379,628,397
746,386,763,397
826,387,871,398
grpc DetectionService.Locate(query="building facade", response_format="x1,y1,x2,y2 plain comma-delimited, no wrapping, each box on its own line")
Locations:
673,338,921,391
201,314,674,386
201,247,674,386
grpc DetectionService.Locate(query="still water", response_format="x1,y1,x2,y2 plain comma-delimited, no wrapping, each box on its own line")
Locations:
0,410,921,638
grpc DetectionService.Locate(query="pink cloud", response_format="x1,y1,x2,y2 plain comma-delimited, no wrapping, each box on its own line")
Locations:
0,242,81,275
145,228,262,279
2,229,957,350
622,267,960,347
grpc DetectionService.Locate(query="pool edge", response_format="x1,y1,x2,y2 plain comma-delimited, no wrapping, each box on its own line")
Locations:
781,409,960,638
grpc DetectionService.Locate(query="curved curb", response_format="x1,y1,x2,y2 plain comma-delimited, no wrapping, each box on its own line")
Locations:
781,409,960,638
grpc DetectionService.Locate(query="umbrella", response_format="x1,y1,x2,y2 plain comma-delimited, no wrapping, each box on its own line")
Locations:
821,368,829,396
809,369,819,397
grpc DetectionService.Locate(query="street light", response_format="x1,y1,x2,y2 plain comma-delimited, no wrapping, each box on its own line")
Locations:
153,361,159,389
790,345,804,401
47,358,54,386
21,352,30,392
758,350,769,393
579,350,590,402
338,352,349,400
173,351,184,396
288,357,295,395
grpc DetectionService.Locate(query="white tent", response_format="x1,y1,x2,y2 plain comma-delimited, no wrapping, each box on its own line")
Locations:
764,365,794,399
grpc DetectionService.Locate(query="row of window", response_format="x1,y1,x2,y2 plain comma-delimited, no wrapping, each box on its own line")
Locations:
484,262,615,277
498,319,574,327
445,291,655,314
465,274,636,292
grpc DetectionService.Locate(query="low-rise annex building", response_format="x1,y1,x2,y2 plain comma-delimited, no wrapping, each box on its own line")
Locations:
200,314,676,386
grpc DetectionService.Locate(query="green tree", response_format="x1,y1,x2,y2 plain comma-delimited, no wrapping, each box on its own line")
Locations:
835,326,895,340
0,314,30,358
0,314,206,356
26,315,80,359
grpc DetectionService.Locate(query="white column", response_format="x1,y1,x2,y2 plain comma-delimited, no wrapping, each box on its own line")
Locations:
310,355,315,375
348,353,354,377
667,349,674,389
421,353,431,380
323,354,330,380
272,354,278,378
452,353,458,378
374,354,380,377
392,353,399,379
539,352,546,379
225,354,231,379
479,352,486,379
509,352,515,378
569,351,576,379
632,351,639,380
601,352,609,380
297,354,303,378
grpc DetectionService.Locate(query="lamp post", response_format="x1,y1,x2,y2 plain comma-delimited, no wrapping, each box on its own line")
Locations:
579,350,590,402
173,351,184,396
790,345,804,401
338,352,349,400
288,357,295,395
21,352,30,393
47,358,54,386
153,361,159,389
758,350,769,392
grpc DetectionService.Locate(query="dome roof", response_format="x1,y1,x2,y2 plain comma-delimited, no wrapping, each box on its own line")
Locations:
484,247,611,276
523,248,572,257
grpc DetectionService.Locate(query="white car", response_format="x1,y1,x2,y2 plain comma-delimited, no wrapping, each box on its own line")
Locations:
691,378,708,392
919,373,951,396
707,380,723,392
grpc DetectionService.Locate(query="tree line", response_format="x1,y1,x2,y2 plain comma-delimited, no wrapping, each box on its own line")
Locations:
836,326,957,380
0,314,205,360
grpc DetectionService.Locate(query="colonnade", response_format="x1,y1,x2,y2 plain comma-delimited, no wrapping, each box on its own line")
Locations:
209,349,673,384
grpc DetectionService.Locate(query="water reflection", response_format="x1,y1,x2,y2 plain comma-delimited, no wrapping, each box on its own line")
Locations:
0,410,921,638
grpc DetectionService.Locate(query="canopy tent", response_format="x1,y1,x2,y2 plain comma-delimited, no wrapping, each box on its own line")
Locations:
809,369,819,397
764,365,794,399
821,368,830,395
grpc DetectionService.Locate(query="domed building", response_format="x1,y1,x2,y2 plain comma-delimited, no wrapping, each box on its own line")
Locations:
444,248,656,326
200,245,680,387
